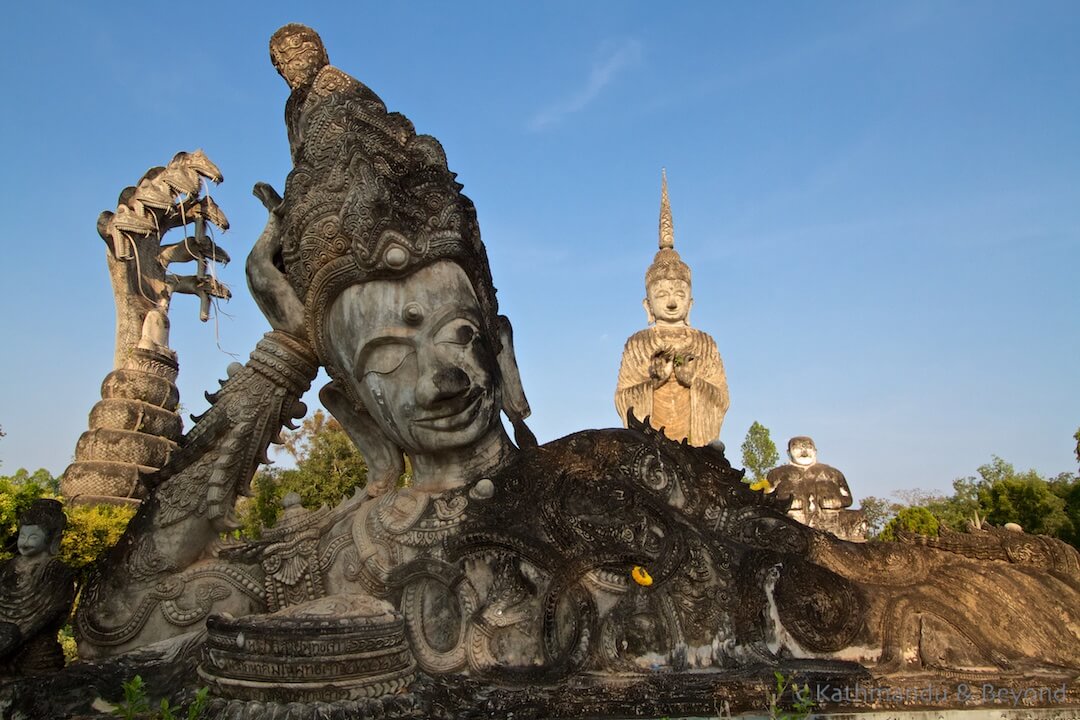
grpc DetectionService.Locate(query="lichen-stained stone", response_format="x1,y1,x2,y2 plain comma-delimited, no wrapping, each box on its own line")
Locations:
767,435,868,541
199,594,415,703
38,22,1079,720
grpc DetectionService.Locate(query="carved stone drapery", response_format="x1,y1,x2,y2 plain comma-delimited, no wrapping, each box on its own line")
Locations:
615,172,729,445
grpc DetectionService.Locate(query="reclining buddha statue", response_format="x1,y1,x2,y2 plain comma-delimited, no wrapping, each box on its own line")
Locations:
70,22,1079,714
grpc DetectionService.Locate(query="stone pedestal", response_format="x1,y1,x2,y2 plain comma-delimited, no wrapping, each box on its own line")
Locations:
199,595,416,704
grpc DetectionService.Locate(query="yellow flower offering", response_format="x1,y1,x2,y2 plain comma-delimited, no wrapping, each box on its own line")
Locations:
749,478,771,492
631,565,653,586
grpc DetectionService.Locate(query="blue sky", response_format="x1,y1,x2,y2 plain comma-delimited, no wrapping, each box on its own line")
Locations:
1,2,1077,504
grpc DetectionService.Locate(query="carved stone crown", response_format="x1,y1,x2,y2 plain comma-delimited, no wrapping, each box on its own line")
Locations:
269,24,329,90
19,498,67,535
646,248,691,287
645,170,691,288
270,25,501,366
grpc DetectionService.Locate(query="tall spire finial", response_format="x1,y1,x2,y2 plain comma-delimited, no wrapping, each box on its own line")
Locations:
659,168,674,250
646,168,689,287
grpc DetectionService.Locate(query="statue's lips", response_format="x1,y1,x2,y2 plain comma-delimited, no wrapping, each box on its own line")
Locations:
411,388,486,431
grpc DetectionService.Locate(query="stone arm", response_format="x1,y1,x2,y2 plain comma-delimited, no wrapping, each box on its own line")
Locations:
75,328,316,657
687,334,729,446
75,185,318,657
615,331,659,428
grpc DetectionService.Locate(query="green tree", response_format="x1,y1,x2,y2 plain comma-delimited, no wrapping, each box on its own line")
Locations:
740,421,779,484
879,446,1080,548
1049,474,1080,547
878,506,940,541
858,496,898,538
972,457,1071,537
894,479,980,532
240,410,368,537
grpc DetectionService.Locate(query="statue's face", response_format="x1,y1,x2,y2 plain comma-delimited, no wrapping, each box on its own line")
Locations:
17,524,49,558
327,262,503,456
646,279,691,325
789,442,817,467
270,31,327,89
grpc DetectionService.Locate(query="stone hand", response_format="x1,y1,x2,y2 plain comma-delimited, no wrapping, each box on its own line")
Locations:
247,182,306,338
650,350,674,385
673,353,697,387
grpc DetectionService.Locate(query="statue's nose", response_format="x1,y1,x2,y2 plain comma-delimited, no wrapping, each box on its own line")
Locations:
417,365,470,405
667,299,678,309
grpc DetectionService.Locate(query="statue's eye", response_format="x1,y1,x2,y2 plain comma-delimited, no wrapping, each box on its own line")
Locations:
364,343,414,375
435,318,478,346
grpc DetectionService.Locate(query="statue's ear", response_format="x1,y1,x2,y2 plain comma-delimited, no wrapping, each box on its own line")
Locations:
49,531,63,556
496,315,537,449
320,381,405,496
642,297,655,324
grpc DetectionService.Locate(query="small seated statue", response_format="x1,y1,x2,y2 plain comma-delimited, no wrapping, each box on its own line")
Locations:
615,172,729,446
766,436,866,541
0,499,76,675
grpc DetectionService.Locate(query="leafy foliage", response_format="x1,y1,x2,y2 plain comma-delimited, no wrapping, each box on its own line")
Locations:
59,624,78,665
768,671,815,720
0,468,134,569
112,675,150,719
60,503,136,572
740,421,779,483
877,506,940,541
1049,474,1080,547
110,675,208,720
239,410,368,537
0,469,62,556
871,440,1080,548
857,496,895,537
973,460,1071,537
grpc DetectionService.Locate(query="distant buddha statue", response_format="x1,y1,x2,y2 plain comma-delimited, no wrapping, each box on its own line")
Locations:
615,171,729,446
766,436,866,541
0,499,76,675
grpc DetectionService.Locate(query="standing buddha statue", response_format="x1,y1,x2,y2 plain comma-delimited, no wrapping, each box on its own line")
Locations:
615,171,729,446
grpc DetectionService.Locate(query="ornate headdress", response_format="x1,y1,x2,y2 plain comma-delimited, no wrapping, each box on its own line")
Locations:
269,24,329,89
19,499,67,537
267,25,502,376
645,169,691,288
